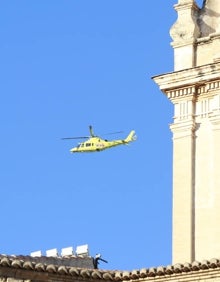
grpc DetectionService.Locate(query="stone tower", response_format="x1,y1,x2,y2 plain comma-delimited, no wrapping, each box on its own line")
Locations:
153,0,220,264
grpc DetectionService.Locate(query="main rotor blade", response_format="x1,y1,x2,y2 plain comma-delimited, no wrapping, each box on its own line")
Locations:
61,136,89,140
103,131,123,136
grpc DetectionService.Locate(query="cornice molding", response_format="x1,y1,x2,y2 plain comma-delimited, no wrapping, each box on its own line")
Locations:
152,62,220,96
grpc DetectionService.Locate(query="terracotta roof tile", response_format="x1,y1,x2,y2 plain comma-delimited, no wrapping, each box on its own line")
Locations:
46,264,57,273
130,270,139,279
164,265,173,275
192,261,200,271
102,271,114,280
139,268,148,278
210,258,219,268
69,266,80,276
0,257,10,267
11,259,22,268
35,262,45,271
57,265,68,275
23,260,34,270
91,270,103,279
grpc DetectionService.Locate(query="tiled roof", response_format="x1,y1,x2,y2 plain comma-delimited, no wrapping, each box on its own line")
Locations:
9,254,94,268
1,255,220,280
0,254,94,270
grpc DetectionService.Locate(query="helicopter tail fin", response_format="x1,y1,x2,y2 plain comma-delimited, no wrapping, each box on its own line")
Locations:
125,130,137,143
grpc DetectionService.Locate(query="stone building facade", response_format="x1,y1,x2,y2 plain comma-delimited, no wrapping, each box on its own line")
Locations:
1,0,220,282
153,0,220,265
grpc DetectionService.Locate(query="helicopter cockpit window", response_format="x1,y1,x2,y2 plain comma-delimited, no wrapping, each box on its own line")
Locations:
80,144,84,148
86,143,91,147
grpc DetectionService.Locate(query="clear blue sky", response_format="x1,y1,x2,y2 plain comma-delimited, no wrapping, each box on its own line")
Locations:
1,0,203,271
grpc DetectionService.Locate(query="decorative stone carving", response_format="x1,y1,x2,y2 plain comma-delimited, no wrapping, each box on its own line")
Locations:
170,1,200,44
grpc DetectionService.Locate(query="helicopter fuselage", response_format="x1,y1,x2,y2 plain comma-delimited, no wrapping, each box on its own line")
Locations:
70,137,127,153
69,130,136,153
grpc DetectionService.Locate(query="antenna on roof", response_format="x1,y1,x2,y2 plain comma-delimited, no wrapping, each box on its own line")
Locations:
93,254,108,269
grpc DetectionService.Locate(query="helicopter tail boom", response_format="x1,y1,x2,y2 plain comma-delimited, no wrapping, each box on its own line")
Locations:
124,130,136,143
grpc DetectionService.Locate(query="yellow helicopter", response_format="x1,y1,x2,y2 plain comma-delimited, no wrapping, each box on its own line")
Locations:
62,126,136,153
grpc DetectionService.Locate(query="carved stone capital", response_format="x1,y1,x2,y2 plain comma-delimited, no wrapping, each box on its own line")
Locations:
170,120,196,139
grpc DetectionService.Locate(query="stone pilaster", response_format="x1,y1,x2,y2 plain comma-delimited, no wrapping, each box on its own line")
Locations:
170,120,196,263
169,85,196,263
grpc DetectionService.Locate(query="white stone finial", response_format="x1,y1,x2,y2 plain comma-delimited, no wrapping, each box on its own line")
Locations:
170,1,200,70
170,1,200,44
